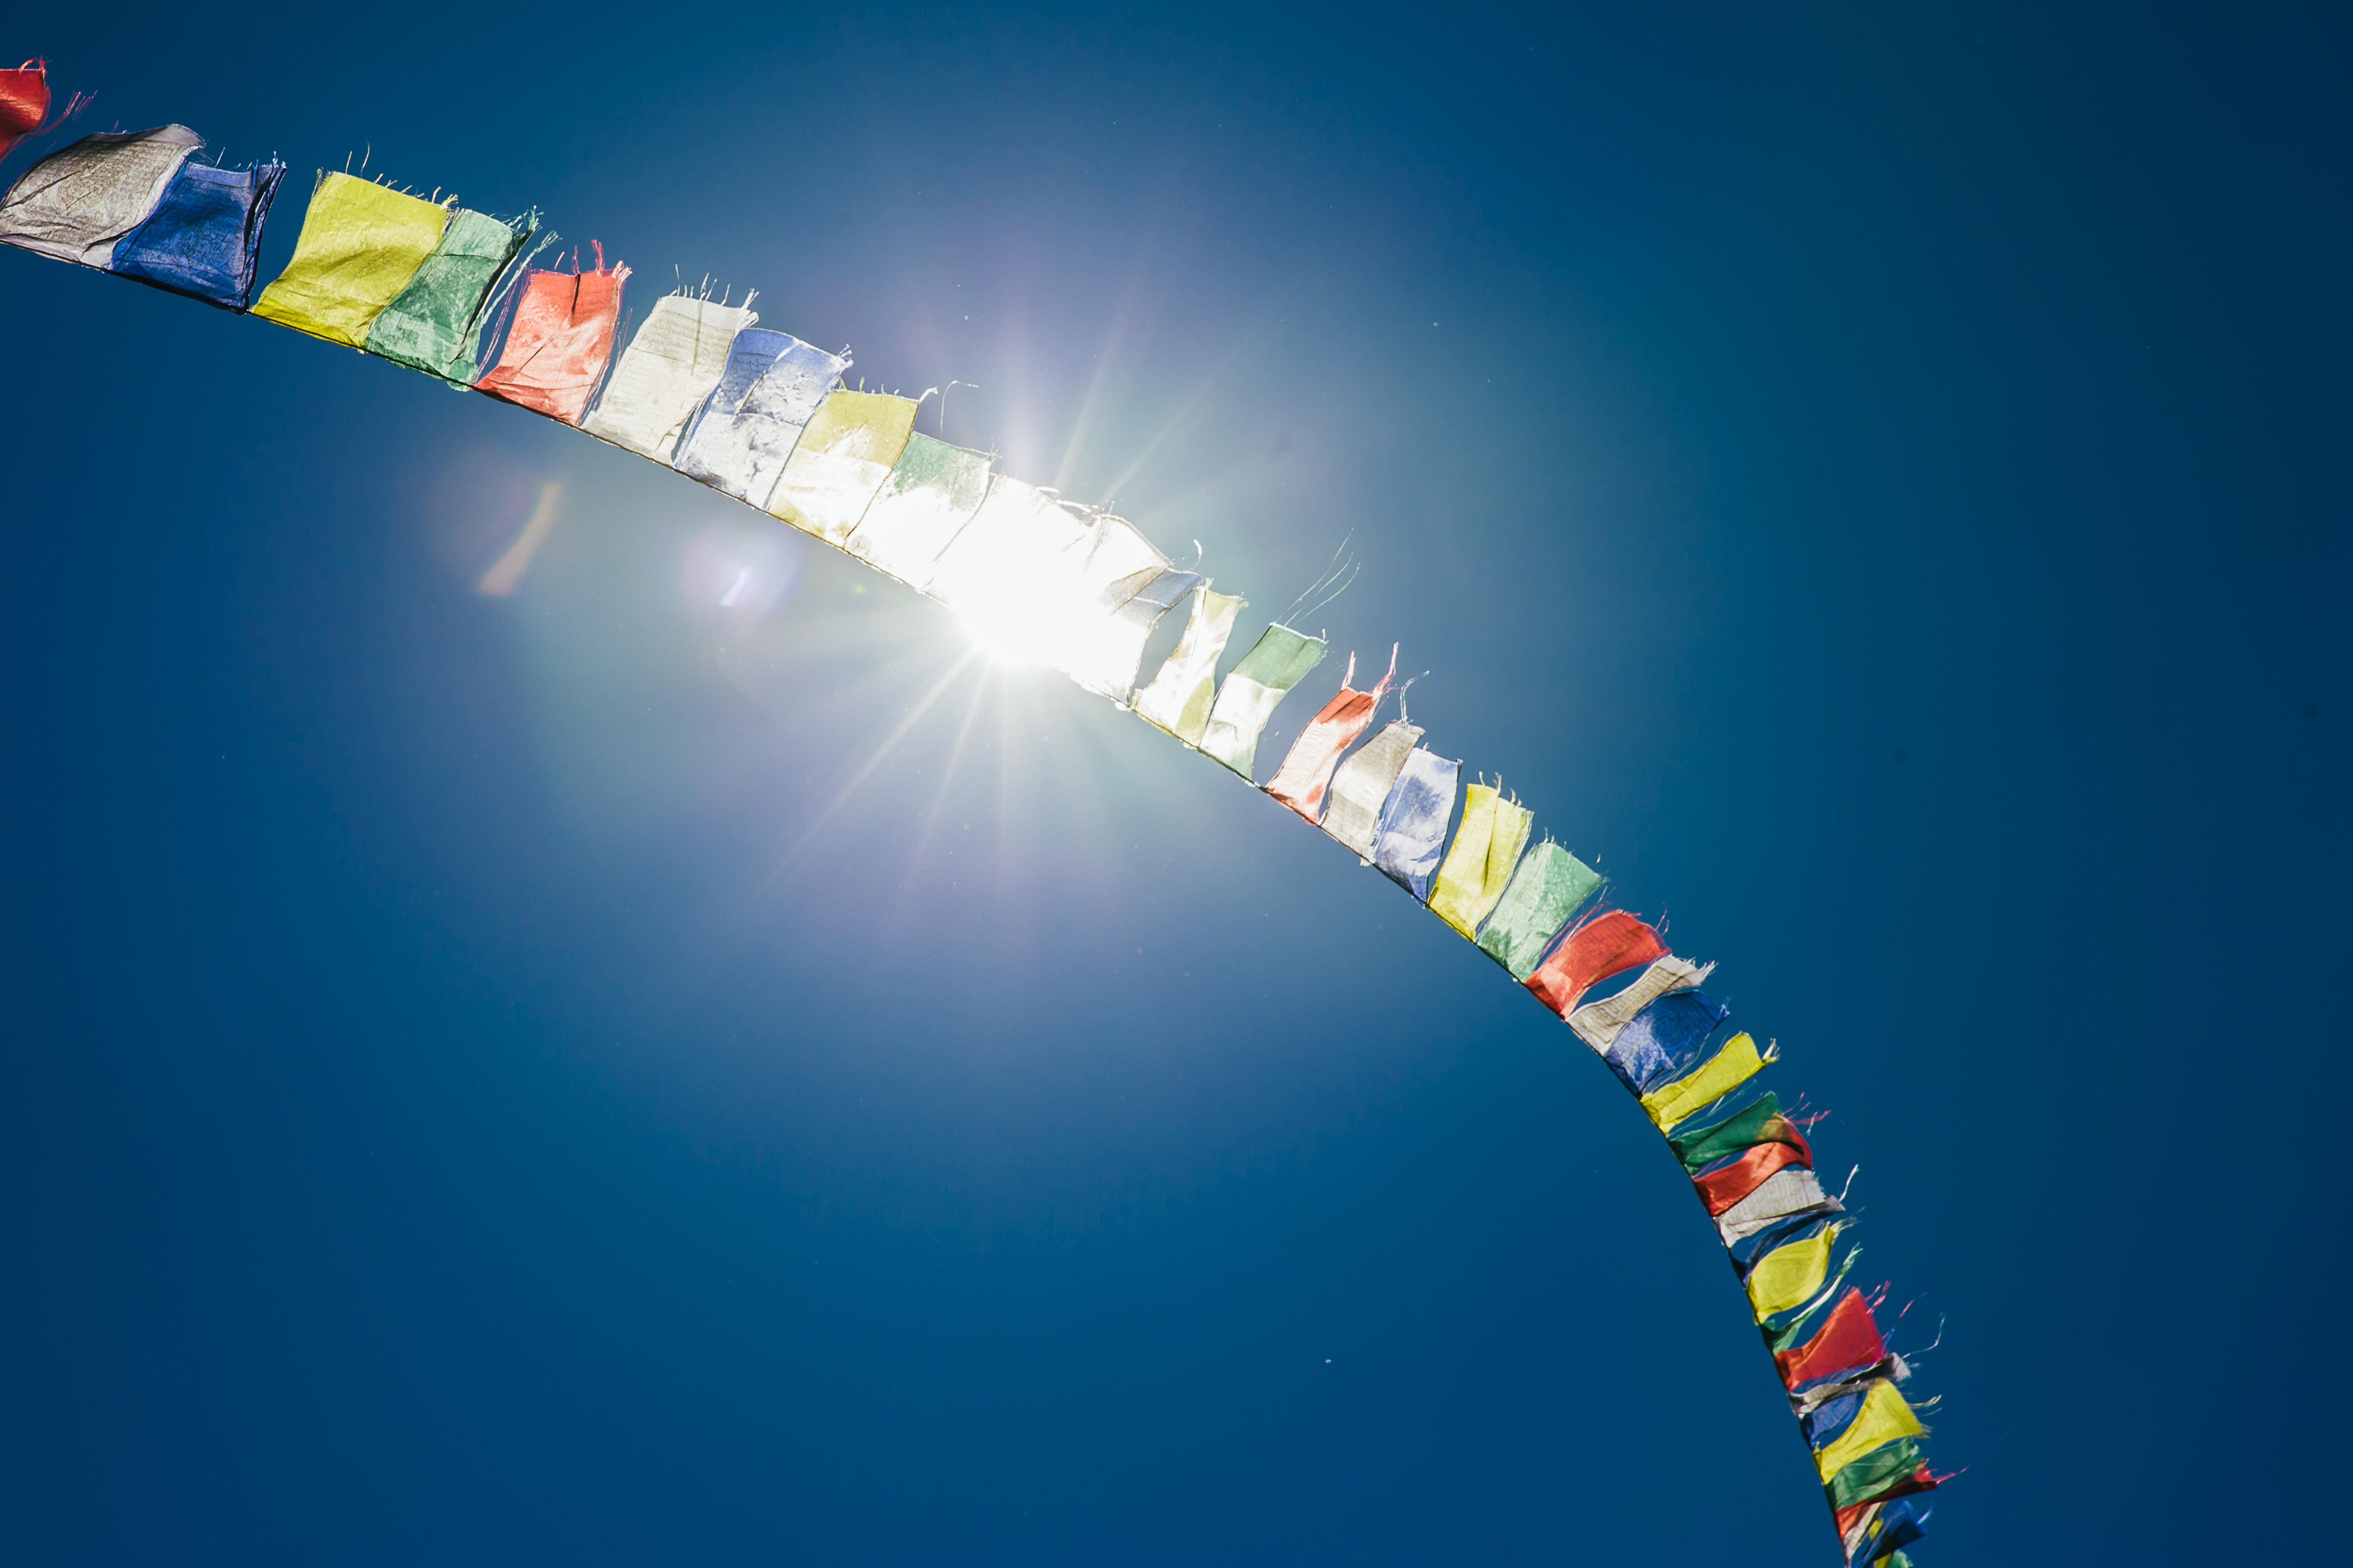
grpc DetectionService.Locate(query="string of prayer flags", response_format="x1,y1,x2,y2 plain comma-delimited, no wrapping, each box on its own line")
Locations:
1199,624,1328,779
366,207,538,383
676,330,849,507
1474,841,1602,979
581,292,757,458
110,156,286,310
1321,719,1421,859
0,124,201,268
0,76,1951,1550
252,171,452,347
473,252,629,423
1132,588,1244,744
767,390,919,542
1371,747,1461,898
1264,647,1397,821
843,432,993,587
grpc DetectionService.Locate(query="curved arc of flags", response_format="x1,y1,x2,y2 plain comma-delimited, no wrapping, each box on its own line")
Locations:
0,60,1949,1566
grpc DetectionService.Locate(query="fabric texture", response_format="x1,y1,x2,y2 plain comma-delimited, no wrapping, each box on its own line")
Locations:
1566,956,1711,1052
1068,563,1204,699
675,330,848,507
1817,1384,1929,1482
1694,1138,1809,1215
767,390,919,541
1322,720,1422,859
251,171,451,347
923,474,1094,627
1603,987,1730,1094
1132,589,1245,744
1475,841,1603,979
1776,1289,1889,1392
363,207,533,383
0,62,50,164
0,124,202,268
1670,1092,1806,1173
1372,748,1462,900
1639,1029,1770,1129
108,158,286,310
1715,1166,1838,1246
581,293,757,458
843,432,993,585
1825,1439,1935,1511
1748,1221,1849,1321
1054,516,1181,695
473,259,630,423
1845,1498,1930,1567
1525,910,1668,1016
1428,782,1533,939
1198,624,1329,779
1264,649,1395,821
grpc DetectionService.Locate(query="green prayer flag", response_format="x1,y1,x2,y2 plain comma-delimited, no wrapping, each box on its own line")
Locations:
1669,1093,1802,1174
1824,1438,1924,1510
366,207,534,385
1473,841,1601,978
1198,624,1327,779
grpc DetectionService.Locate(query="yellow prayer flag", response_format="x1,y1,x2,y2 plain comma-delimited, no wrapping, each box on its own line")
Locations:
1641,1032,1771,1130
1747,1222,1846,1321
253,172,451,348
1814,1380,1928,1481
768,391,918,544
1428,783,1532,938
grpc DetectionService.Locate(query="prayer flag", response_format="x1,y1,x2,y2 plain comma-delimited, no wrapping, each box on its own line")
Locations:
1566,956,1711,1052
843,432,993,586
108,158,286,310
767,389,919,542
1264,649,1396,821
1640,1029,1770,1130
473,255,629,423
1373,748,1461,900
581,293,756,458
1322,720,1421,859
1132,588,1244,745
1603,987,1730,1093
1474,841,1603,979
1525,909,1666,1016
1199,624,1328,779
675,329,847,507
0,60,52,164
1429,781,1533,938
0,125,202,268
365,207,535,383
252,171,451,347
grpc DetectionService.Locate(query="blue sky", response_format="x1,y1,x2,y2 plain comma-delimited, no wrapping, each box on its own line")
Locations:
2,5,2347,1563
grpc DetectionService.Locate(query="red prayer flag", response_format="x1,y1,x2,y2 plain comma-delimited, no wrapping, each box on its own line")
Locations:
1264,648,1395,822
1522,910,1666,1015
1694,1138,1810,1214
1,59,53,163
475,251,629,423
1774,1288,1888,1389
